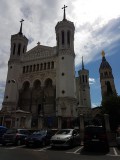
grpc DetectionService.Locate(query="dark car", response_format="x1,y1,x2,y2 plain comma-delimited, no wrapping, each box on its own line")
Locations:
83,125,109,151
2,128,31,146
50,129,81,148
25,129,57,147
0,126,8,144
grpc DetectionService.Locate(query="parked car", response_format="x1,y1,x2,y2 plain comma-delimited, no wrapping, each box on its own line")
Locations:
25,129,57,147
50,129,81,148
0,126,8,144
2,128,31,146
83,125,109,151
116,132,120,147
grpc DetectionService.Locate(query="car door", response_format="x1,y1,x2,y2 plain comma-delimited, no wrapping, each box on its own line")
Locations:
72,129,80,146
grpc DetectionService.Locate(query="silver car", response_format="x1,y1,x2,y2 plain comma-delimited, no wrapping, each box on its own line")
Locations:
50,129,81,148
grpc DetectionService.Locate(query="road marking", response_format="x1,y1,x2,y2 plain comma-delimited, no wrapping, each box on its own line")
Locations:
34,146,51,152
113,147,118,156
107,154,120,157
66,146,83,154
73,146,83,153
5,145,25,149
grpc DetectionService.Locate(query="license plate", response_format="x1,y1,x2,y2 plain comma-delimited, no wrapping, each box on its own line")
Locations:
92,139,99,141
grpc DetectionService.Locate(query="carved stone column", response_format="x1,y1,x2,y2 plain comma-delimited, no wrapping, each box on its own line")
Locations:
80,114,84,144
58,116,62,129
104,114,111,143
38,115,44,129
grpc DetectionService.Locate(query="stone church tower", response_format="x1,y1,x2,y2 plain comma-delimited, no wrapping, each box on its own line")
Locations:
76,57,91,117
55,5,77,128
2,19,28,112
99,50,117,99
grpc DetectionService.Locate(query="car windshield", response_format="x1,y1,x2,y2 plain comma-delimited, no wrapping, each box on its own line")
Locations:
33,130,46,136
19,130,29,134
6,129,16,134
56,129,72,135
85,126,105,134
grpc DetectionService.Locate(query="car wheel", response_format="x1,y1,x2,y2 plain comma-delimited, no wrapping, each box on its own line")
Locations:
69,140,74,148
17,140,21,146
42,140,46,147
2,142,6,146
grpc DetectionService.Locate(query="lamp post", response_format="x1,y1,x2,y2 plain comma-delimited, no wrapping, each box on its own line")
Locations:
11,79,19,128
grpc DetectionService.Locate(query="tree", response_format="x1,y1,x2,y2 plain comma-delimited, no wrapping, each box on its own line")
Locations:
101,95,120,131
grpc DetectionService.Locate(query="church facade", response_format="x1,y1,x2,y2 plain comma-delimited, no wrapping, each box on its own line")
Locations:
1,8,91,129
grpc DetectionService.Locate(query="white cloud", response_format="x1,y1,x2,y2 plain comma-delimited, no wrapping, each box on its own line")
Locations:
92,103,101,108
89,78,96,85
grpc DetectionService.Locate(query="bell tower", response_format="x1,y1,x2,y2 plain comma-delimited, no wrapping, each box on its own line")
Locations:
56,6,77,128
2,20,28,111
77,57,91,116
99,50,117,99
10,19,28,60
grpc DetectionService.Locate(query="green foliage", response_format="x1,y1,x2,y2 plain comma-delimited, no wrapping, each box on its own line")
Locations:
101,95,120,131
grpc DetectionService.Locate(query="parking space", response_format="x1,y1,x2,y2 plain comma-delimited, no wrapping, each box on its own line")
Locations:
0,144,120,157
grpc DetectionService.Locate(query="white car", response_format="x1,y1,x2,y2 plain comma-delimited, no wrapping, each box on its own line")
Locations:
50,129,81,148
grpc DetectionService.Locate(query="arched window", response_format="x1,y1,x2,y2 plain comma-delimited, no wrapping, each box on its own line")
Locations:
106,81,113,96
44,78,53,87
61,31,64,45
22,81,30,91
18,43,21,55
67,31,70,45
80,76,81,83
23,66,25,73
13,43,16,55
104,72,108,76
40,63,43,70
23,46,25,53
48,62,50,69
30,65,32,72
51,61,54,69
82,75,84,83
85,75,87,83
37,64,39,71
26,66,29,72
33,80,41,89
33,64,36,71
57,33,59,46
44,63,46,70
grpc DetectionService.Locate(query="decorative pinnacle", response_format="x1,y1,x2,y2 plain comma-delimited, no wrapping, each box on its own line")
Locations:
19,19,24,35
101,50,105,57
62,5,67,20
37,42,40,45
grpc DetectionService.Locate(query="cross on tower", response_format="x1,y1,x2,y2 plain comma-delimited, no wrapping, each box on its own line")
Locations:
19,19,24,35
62,5,68,20
20,19,24,24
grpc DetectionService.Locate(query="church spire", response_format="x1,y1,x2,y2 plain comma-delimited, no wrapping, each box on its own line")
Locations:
82,56,84,70
19,19,24,35
62,5,67,20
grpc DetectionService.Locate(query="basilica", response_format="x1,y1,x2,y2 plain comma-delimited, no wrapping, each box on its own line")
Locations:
0,7,116,129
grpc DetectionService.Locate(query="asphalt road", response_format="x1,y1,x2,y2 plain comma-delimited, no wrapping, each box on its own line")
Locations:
0,144,120,160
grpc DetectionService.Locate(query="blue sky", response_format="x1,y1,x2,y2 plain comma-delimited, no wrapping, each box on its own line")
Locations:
0,0,120,109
